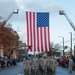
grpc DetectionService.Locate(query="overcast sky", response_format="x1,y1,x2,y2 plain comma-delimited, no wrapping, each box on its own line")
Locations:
0,0,75,49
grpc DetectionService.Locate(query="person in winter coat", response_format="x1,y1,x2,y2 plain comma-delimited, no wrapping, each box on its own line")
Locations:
68,56,74,73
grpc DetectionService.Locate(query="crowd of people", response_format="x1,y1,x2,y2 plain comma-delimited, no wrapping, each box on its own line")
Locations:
0,57,16,70
57,56,75,72
23,55,58,75
23,54,75,75
0,54,75,75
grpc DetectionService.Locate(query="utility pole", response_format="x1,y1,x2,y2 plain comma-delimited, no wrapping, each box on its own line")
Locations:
69,32,72,55
58,36,64,56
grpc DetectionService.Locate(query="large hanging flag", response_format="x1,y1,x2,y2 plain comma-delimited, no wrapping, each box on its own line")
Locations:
26,12,50,52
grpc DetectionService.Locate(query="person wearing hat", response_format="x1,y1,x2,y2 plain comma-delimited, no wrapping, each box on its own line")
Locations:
51,56,58,74
41,55,47,75
24,57,31,75
31,55,39,75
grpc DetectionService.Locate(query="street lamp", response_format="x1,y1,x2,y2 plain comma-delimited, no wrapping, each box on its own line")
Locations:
59,10,75,31
58,36,65,56
69,32,72,55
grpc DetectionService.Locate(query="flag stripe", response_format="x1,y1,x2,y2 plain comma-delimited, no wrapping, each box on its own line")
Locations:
33,12,36,52
32,13,34,52
38,28,41,52
40,28,43,52
28,13,31,51
26,12,29,47
42,28,44,52
37,28,40,52
29,12,32,51
48,27,50,51
44,27,47,52
46,28,49,51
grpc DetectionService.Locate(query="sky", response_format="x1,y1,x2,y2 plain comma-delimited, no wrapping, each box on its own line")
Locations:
0,0,75,50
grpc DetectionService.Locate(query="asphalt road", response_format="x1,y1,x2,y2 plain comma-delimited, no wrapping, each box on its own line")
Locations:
0,62,75,75
0,62,24,75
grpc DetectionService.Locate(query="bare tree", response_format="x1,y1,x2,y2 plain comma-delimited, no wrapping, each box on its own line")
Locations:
50,42,61,51
47,42,61,56
50,42,55,48
54,43,61,51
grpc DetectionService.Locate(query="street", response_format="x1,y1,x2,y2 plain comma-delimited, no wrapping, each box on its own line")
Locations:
0,62,75,75
0,62,24,75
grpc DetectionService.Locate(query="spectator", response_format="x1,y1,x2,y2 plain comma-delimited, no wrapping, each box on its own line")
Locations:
61,58,66,67
73,56,75,70
68,56,74,73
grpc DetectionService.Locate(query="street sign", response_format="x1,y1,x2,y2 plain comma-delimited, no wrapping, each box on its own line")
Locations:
51,48,56,51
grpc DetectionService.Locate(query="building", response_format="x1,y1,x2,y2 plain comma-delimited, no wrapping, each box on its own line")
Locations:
16,41,27,61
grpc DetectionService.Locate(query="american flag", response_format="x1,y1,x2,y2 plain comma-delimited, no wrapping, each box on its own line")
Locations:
26,12,50,52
